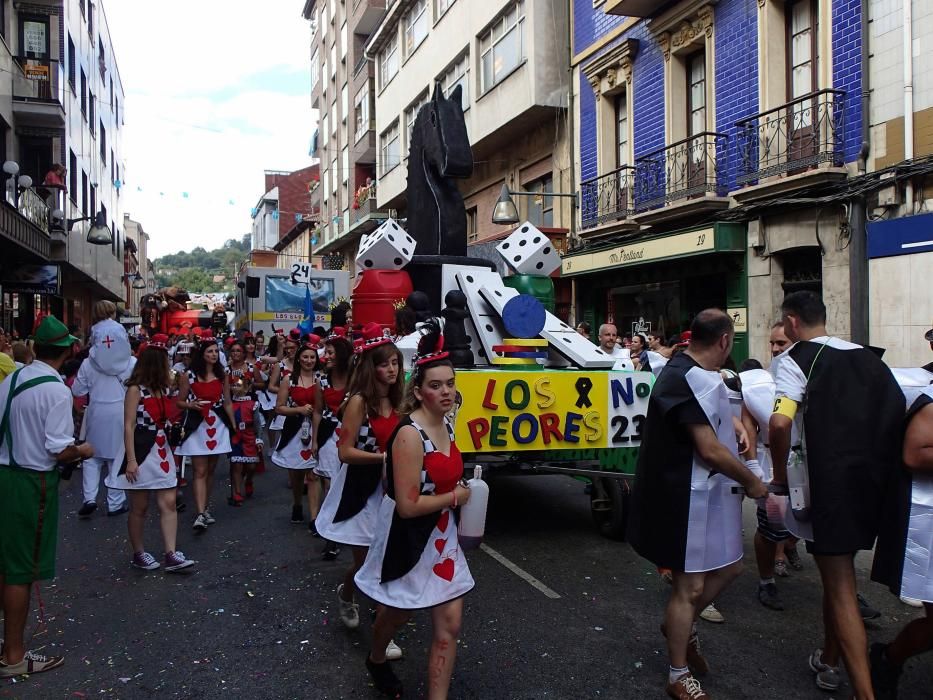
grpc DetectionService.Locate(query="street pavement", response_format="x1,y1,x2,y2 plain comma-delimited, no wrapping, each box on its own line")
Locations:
2,461,931,700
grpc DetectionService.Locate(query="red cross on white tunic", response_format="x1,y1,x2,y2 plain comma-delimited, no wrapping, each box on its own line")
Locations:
102,336,115,348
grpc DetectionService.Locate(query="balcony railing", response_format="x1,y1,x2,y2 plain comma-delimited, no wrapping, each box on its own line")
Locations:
635,132,728,212
735,89,846,187
580,165,636,230
12,57,65,106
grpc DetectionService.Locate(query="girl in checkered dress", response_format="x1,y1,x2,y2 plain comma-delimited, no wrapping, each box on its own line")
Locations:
266,330,300,433
316,327,403,636
355,322,473,698
226,341,266,505
109,340,193,572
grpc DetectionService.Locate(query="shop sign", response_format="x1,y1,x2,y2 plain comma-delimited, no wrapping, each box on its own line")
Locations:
120,316,142,325
454,370,654,453
727,307,747,333
2,264,60,294
562,228,715,276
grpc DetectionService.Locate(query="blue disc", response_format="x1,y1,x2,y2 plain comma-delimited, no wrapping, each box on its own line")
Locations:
502,294,546,338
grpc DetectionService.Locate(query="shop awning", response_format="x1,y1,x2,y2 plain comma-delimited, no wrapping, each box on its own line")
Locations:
561,222,745,277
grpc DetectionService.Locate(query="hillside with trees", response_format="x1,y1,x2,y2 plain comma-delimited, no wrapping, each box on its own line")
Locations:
154,236,251,293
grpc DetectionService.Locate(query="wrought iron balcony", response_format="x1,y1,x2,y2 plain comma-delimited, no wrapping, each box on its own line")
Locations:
634,132,728,212
580,165,636,230
735,89,846,187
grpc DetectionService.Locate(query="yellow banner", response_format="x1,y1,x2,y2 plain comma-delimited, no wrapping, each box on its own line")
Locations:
453,369,653,453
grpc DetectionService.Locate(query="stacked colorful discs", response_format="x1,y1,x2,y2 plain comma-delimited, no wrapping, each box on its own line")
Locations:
491,338,549,365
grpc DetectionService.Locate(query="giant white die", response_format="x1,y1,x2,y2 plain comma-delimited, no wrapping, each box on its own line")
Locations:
355,218,416,271
495,222,561,276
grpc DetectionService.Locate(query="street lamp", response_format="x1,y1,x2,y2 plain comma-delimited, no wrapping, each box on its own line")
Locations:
56,209,113,245
492,183,577,226
2,160,35,207
128,272,146,290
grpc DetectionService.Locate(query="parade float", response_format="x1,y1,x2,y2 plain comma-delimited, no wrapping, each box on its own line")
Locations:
349,85,653,539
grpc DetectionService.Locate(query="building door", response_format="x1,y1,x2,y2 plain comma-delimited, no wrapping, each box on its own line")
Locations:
686,51,707,192
787,0,818,170
20,135,52,183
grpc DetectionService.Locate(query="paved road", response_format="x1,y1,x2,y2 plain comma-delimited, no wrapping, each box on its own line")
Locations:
2,461,931,699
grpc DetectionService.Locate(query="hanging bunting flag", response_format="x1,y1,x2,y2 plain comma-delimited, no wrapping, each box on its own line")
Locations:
182,192,189,198
272,210,279,220
294,213,302,223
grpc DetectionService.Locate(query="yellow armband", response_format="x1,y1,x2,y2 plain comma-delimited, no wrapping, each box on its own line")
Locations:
772,396,798,420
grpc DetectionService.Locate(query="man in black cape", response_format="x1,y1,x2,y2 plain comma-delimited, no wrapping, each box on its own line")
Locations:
769,291,904,700
629,309,767,700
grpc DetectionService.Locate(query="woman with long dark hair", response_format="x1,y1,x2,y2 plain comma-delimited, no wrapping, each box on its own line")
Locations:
355,323,474,698
175,337,235,531
109,338,194,572
271,342,321,525
316,324,403,645
266,329,299,439
313,334,354,558
226,341,264,504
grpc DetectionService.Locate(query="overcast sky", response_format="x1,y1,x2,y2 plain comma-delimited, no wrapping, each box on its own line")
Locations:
105,1,316,259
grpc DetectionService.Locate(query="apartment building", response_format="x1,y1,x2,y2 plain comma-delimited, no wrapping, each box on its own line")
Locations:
566,0,864,363
365,0,572,249
250,165,320,266
865,0,933,367
0,0,126,336
123,214,152,315
303,0,387,275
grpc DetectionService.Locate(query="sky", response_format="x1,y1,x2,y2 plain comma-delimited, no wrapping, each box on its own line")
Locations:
105,1,317,259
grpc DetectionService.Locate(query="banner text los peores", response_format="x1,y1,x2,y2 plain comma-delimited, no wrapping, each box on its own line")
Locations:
453,370,654,453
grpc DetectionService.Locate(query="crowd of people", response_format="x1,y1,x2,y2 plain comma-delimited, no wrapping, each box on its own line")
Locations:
0,291,931,700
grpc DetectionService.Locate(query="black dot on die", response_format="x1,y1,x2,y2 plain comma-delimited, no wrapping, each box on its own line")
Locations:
502,242,510,249
543,247,551,254
521,226,529,233
562,337,572,343
513,255,521,262
519,239,527,246
533,236,541,244
402,248,409,255
494,290,501,296
388,234,395,242
393,258,403,266
596,348,605,355
390,222,399,230
478,348,486,357
466,275,474,283
364,260,373,267
536,262,544,270
485,324,493,332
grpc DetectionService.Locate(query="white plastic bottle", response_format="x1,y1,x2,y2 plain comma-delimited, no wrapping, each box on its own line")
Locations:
458,465,489,550
786,450,811,522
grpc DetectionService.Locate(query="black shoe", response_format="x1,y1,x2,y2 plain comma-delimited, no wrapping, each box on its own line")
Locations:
308,519,319,536
77,502,97,518
858,592,881,621
322,541,340,561
757,582,784,611
870,642,902,699
365,657,403,698
291,505,303,523
107,505,129,517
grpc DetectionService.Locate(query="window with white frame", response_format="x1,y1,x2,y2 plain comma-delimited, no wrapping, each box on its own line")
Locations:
341,21,348,62
404,0,428,55
616,92,629,167
332,158,338,193
441,51,469,111
322,59,328,94
342,147,349,184
479,1,525,93
321,3,328,29
405,91,429,149
341,84,349,123
330,43,337,79
380,121,400,175
524,175,553,228
331,102,337,135
322,114,329,145
380,31,399,89
311,48,319,89
354,81,372,140
436,0,455,18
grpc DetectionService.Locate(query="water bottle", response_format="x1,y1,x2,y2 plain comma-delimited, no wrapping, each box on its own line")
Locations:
786,450,811,522
458,466,489,550
299,417,311,445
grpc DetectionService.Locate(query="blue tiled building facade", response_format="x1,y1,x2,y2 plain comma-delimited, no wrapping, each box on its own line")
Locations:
564,0,864,361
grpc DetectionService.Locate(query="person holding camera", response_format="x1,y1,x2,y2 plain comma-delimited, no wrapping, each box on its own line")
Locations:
0,316,94,678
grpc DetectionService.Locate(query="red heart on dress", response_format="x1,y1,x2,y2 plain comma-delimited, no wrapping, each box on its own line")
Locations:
434,538,447,554
205,415,216,426
155,435,166,447
437,510,450,533
158,447,167,459
300,449,313,461
160,460,171,473
206,440,218,451
206,428,217,438
432,558,455,581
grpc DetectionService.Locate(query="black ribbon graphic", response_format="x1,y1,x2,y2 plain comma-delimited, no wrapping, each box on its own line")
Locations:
575,377,593,408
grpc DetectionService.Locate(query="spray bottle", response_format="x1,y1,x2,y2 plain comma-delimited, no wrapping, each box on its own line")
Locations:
458,465,489,550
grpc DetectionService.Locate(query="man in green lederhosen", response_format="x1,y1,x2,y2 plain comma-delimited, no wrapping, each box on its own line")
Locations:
0,316,95,678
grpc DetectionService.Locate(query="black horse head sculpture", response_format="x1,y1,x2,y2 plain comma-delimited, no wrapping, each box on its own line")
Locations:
406,83,473,257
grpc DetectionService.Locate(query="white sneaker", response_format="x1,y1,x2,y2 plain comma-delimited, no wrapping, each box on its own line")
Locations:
337,583,359,629
192,513,208,531
385,639,403,660
808,648,841,691
698,603,724,623
900,595,924,608
202,510,216,525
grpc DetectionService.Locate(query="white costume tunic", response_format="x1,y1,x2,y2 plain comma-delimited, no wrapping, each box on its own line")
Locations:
316,409,399,547
72,326,135,459
355,417,474,609
267,361,292,430
270,382,318,470
107,386,178,491
628,352,744,573
312,373,345,479
174,371,231,457
739,368,777,482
